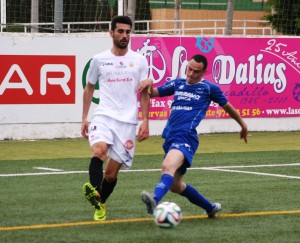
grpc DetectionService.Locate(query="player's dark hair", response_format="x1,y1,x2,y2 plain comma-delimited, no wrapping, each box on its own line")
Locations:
191,54,208,70
111,15,132,31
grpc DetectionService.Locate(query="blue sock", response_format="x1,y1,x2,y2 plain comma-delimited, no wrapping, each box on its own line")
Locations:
180,184,214,211
153,173,174,205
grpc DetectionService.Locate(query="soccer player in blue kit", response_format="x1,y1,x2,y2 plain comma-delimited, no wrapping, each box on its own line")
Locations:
141,54,248,218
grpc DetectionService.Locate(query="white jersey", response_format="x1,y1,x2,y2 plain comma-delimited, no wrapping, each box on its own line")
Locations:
88,49,148,124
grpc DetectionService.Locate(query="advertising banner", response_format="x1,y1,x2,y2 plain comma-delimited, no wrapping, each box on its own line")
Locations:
132,37,300,119
0,55,76,104
0,34,111,124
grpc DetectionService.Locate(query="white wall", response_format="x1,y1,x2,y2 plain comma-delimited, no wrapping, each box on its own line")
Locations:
0,33,299,140
1,117,299,140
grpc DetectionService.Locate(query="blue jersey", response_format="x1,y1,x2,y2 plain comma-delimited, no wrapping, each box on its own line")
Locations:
158,78,228,138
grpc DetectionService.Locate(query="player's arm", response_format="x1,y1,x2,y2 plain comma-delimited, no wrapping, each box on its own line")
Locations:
137,78,160,97
137,78,153,95
150,86,160,97
81,82,95,139
137,86,150,142
222,102,248,143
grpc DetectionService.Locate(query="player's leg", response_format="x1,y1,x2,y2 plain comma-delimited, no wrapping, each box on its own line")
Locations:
153,149,184,204
99,158,122,204
83,116,113,220
178,177,221,218
179,182,214,210
89,141,108,190
82,142,109,221
86,158,121,221
141,149,184,214
99,119,136,203
85,117,112,192
170,134,221,218
170,170,185,194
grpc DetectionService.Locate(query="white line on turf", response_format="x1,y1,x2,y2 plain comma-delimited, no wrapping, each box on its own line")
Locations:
34,167,64,172
198,163,300,169
0,163,299,178
0,171,87,177
201,168,300,180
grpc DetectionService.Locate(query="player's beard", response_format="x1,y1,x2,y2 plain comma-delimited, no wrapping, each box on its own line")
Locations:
114,38,129,49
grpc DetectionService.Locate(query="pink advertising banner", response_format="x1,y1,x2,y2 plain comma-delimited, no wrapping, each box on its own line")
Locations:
132,37,300,120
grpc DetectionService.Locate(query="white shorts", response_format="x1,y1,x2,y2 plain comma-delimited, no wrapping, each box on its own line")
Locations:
88,115,137,169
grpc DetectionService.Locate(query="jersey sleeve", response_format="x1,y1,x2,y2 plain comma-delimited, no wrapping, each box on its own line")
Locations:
139,55,149,81
209,83,228,106
87,58,99,85
157,80,176,97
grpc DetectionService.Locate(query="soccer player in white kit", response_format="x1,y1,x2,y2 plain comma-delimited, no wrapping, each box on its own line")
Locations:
81,16,150,221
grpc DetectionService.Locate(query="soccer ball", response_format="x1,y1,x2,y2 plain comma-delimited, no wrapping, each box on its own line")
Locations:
153,201,182,228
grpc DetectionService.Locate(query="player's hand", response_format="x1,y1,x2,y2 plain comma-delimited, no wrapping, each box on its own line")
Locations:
240,126,248,143
81,119,89,139
137,119,149,142
138,78,153,94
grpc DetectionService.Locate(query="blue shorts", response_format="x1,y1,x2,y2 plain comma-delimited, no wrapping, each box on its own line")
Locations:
162,132,199,175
